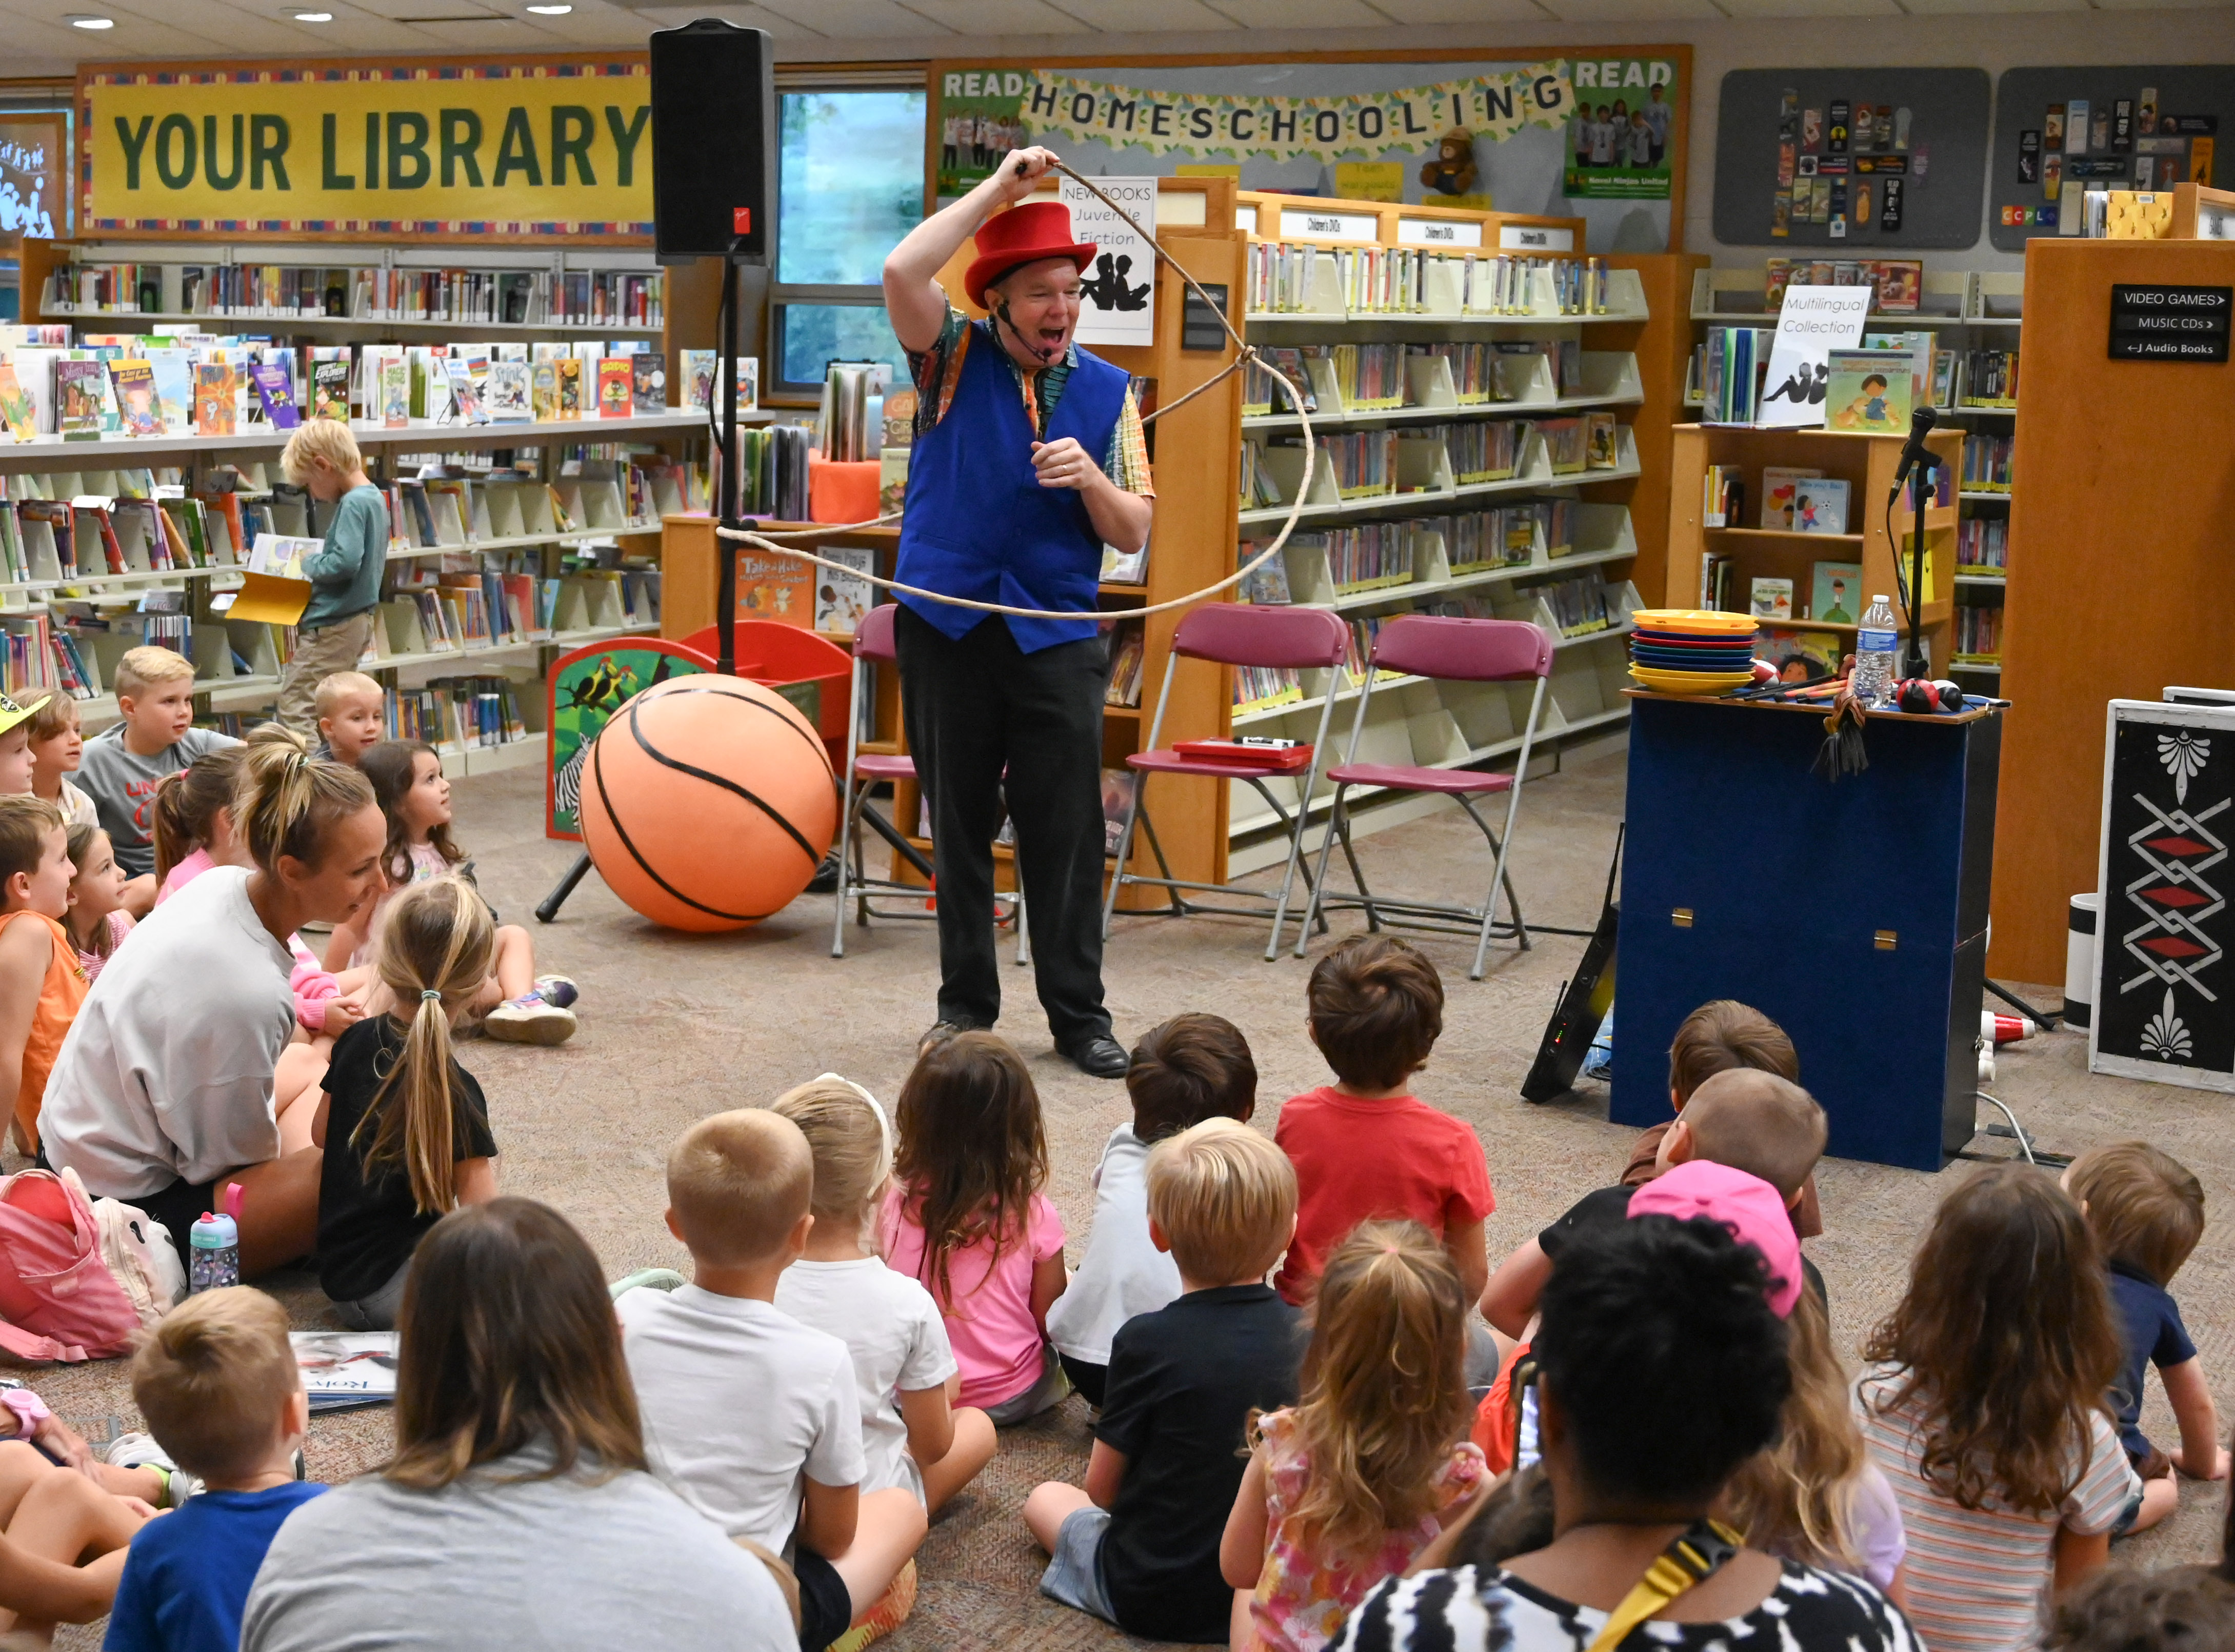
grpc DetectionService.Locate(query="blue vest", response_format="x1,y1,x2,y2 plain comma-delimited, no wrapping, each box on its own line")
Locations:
896,322,1128,653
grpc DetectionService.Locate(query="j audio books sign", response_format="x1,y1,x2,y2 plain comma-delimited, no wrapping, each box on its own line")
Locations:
2108,284,2232,362
79,55,652,241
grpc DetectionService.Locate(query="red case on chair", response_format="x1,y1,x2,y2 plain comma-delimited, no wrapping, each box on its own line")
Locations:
1171,739,1314,771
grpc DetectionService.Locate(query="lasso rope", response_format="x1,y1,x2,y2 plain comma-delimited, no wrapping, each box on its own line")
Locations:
711,159,1316,623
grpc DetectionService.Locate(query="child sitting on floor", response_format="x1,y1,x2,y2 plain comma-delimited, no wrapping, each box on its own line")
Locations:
324,740,575,1046
1047,1012,1258,1409
151,745,249,905
2066,1141,2226,1536
1224,1220,1486,1652
312,877,502,1330
105,1287,324,1652
312,672,386,767
1025,1118,1303,1645
0,795,85,1160
1275,936,1496,1378
1859,1164,2138,1651
73,646,239,883
770,1075,996,1516
19,690,147,918
1621,998,1821,1237
63,824,134,983
621,1109,925,1652
881,1032,1069,1424
0,1439,152,1639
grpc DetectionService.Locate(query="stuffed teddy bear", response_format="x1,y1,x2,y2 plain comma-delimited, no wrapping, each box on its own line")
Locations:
1420,130,1478,195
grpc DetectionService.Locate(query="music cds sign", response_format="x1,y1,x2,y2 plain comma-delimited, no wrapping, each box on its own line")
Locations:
2108,284,2231,362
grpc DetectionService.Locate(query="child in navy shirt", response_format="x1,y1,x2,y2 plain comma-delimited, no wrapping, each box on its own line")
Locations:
2067,1141,2227,1537
105,1289,323,1652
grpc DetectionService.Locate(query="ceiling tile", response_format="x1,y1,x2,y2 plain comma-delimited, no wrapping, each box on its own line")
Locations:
901,0,1090,27
401,15,567,43
1539,0,1722,15
751,0,951,32
1370,0,1551,17
2088,0,2233,9
269,9,456,48
1042,0,1240,24
1717,0,1897,14
589,0,815,36
508,5,661,44
1205,0,1391,25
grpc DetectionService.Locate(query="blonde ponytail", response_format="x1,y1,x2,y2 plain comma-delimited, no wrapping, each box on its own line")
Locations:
231,723,374,874
353,877,495,1215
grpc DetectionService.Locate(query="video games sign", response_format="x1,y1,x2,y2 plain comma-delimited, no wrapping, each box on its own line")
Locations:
2109,285,2232,362
2093,700,2235,1092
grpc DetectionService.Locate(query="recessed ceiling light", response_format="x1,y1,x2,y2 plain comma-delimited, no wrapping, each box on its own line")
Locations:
525,4,571,12
67,13,115,26
292,9,333,18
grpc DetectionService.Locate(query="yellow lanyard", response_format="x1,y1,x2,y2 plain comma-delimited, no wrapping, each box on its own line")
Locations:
1582,1520,1745,1652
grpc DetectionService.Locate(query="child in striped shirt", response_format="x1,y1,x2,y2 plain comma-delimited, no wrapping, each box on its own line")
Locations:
1857,1165,2139,1652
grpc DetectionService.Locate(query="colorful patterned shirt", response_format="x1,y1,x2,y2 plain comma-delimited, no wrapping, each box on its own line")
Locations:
907,305,1153,496
1249,1408,1486,1652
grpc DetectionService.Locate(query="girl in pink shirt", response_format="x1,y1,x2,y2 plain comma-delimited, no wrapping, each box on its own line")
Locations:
880,1031,1069,1424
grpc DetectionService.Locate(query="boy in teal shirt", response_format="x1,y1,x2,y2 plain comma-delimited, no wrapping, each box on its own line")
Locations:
276,421,387,735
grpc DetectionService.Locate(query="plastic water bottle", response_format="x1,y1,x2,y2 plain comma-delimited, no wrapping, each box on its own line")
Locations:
1852,594,1900,708
189,1211,238,1295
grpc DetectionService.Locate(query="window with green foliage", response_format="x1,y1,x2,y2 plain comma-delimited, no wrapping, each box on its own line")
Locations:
770,87,925,395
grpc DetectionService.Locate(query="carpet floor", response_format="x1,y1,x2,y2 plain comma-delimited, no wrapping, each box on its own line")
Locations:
24,746,2233,1651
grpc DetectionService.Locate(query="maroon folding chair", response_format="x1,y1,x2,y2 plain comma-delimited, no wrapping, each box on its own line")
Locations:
830,605,1024,963
1295,613,1554,979
1102,603,1352,960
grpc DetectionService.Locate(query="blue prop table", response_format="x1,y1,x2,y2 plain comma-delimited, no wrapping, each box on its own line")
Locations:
1611,692,2005,1171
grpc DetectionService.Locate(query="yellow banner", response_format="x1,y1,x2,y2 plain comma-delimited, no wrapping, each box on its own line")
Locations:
81,58,651,239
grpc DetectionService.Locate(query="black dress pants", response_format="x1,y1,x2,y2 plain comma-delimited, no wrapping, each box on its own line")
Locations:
894,605,1113,1046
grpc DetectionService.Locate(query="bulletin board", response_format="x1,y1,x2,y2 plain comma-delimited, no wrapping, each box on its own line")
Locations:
1712,68,1990,250
1989,66,2230,251
928,47,1690,254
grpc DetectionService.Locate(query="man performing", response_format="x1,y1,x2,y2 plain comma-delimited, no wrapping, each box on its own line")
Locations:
882,146,1151,1079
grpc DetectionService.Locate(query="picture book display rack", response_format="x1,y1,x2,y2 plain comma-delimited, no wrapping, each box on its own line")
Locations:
1681,260,2018,689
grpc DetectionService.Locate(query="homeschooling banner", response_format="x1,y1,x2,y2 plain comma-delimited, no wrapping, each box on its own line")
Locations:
933,51,1686,251
77,54,652,241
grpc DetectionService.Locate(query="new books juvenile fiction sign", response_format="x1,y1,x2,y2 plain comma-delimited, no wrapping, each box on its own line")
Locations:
1060,174,1156,348
79,54,651,240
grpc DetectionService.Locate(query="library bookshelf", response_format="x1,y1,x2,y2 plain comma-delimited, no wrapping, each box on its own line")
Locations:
1222,190,1665,869
1990,234,2235,984
1664,423,1962,669
1681,262,2019,688
0,412,708,775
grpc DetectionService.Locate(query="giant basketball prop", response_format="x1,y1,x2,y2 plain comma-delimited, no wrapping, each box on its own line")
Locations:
578,675,837,932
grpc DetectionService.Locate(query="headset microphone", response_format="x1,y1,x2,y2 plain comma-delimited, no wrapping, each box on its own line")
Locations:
992,296,1059,365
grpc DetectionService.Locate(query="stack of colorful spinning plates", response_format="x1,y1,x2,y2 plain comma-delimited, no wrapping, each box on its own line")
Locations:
1629,609,1759,695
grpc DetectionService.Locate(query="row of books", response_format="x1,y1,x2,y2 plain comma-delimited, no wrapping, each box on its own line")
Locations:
1323,524,1412,593
1952,603,2004,661
1956,516,2010,572
389,678,535,750
1238,499,1582,607
1446,420,1526,484
1961,432,2015,490
1321,430,1402,500
1327,344,1407,410
1241,339,1584,417
43,262,664,329
733,424,814,522
1763,258,1926,315
1244,240,1615,317
1533,572,1621,636
1105,621,1145,709
1958,349,2020,406
1448,500,1574,569
1,343,303,441
1699,327,1772,425
0,489,291,583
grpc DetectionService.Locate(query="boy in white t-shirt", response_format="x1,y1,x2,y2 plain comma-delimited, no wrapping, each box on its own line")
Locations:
618,1110,926,1652
1046,1014,1259,1409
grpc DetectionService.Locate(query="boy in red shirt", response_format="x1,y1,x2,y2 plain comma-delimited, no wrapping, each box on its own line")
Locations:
1273,935,1493,1318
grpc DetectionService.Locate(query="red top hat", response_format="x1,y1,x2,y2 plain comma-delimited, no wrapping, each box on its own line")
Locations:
964,201,1099,309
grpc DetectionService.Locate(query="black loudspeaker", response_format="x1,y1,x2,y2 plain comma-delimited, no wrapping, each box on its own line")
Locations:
648,19,775,263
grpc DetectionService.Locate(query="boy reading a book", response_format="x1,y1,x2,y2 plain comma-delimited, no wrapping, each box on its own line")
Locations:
276,422,386,737
313,672,387,767
74,647,240,881
619,1110,925,1652
105,1288,324,1652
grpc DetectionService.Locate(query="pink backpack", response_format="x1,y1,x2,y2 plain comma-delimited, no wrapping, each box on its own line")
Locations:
0,1169,146,1363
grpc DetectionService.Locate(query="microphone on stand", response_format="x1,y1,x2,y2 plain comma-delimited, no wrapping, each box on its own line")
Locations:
1889,404,1939,503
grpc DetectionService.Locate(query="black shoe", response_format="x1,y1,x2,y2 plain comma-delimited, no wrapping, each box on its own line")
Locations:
1061,1034,1129,1079
919,1018,987,1054
807,853,841,895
